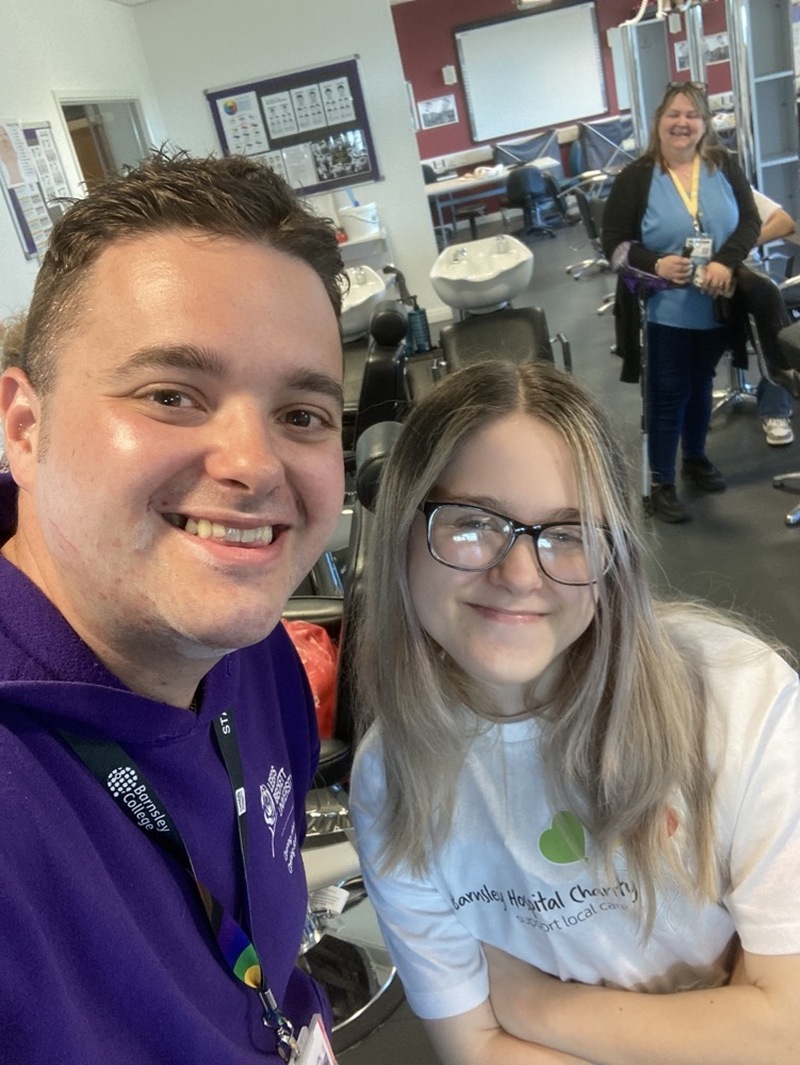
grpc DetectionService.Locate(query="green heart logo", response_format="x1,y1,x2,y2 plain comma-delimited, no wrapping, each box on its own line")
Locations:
538,811,586,864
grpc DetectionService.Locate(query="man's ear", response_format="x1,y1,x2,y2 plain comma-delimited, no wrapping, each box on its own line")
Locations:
0,367,42,487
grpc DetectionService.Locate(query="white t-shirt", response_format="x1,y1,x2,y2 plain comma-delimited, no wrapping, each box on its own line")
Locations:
350,618,800,1020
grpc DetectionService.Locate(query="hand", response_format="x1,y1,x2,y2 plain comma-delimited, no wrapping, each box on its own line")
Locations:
655,254,692,285
699,261,734,297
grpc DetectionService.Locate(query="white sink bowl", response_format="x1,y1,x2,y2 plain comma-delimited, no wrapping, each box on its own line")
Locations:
341,265,387,342
430,234,534,312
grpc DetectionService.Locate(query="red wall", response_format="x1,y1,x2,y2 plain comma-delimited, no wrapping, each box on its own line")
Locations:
391,0,731,161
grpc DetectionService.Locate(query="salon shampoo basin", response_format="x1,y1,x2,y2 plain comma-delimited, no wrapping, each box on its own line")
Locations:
430,234,534,313
341,265,387,343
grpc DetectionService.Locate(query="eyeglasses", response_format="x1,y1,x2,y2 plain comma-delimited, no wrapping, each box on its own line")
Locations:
420,502,612,586
665,80,707,94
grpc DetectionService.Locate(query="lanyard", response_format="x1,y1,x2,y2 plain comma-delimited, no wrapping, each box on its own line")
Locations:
58,711,299,1062
667,154,701,231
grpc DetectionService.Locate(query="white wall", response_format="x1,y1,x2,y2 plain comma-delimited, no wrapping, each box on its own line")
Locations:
0,0,446,324
0,0,165,319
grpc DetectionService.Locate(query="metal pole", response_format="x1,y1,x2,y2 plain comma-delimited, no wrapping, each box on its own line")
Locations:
725,0,756,183
684,2,707,85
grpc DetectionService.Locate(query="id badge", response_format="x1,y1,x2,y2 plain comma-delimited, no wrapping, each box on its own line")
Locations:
683,234,713,264
293,1013,338,1065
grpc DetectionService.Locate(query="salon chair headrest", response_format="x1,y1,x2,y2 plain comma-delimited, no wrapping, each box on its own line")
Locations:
369,300,409,347
355,420,403,511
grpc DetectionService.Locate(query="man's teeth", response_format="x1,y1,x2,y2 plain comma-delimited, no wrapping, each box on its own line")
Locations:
182,517,273,544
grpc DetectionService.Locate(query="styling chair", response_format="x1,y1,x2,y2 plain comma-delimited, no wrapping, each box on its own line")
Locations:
504,164,557,241
566,189,614,314
541,172,580,227
438,304,572,375
289,415,407,1052
730,267,800,526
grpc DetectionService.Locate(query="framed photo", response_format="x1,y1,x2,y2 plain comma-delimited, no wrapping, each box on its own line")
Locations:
704,32,730,67
674,41,689,73
418,94,459,130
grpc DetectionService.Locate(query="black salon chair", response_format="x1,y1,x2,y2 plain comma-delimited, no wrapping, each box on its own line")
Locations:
292,417,406,1052
504,165,557,240
438,305,572,374
566,187,610,280
733,268,800,526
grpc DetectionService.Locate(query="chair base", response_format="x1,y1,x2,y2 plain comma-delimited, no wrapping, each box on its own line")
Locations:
301,882,405,1053
773,471,800,526
711,365,757,420
566,255,609,279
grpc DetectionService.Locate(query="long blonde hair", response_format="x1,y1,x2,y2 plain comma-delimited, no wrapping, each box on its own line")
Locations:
355,360,723,929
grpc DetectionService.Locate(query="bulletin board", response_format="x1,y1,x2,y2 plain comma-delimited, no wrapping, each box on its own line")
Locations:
455,3,606,143
205,57,380,196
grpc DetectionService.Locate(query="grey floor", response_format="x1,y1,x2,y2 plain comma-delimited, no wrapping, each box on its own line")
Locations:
335,213,800,1064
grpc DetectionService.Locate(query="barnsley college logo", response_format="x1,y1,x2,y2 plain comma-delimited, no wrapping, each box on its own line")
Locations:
107,765,138,798
106,766,170,833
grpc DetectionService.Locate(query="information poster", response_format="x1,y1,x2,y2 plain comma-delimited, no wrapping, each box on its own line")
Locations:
1,120,69,260
206,58,379,196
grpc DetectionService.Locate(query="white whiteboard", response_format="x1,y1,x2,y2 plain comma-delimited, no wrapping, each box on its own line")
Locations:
456,4,607,142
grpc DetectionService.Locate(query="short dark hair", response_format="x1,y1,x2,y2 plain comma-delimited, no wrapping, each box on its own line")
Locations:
19,149,345,393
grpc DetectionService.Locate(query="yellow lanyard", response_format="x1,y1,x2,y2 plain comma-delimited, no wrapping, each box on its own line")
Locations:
667,155,701,228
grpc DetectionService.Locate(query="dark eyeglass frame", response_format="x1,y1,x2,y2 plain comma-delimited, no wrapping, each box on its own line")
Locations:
419,501,612,587
665,79,708,95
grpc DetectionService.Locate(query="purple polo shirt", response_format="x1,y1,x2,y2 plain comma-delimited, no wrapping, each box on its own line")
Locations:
0,473,330,1062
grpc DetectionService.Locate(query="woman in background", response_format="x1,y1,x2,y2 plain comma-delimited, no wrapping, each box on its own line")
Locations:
602,82,759,523
350,359,800,1065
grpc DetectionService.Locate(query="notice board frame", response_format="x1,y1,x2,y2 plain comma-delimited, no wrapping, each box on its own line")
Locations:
205,57,380,196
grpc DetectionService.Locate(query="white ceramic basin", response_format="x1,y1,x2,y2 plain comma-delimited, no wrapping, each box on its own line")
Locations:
340,265,387,342
430,234,534,312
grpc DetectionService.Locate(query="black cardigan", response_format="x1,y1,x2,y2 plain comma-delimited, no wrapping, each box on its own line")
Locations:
600,154,761,383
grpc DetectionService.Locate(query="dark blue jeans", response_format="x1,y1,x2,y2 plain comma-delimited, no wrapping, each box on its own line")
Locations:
646,322,728,485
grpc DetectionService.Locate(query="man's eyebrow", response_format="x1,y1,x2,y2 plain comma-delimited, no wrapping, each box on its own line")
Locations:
102,344,226,382
100,348,344,409
286,369,344,411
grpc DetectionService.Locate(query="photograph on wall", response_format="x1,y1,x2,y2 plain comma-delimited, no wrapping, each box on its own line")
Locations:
418,94,459,130
320,78,356,125
310,129,370,182
674,41,689,73
704,32,730,66
215,92,270,156
261,91,298,140
206,57,380,197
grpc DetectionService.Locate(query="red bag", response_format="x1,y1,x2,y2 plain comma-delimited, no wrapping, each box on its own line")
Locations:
283,620,338,739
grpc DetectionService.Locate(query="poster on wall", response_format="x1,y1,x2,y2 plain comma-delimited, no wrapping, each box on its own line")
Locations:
206,57,380,196
417,94,459,130
0,120,68,260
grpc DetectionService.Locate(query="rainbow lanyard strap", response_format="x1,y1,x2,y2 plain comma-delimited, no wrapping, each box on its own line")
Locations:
58,709,299,1062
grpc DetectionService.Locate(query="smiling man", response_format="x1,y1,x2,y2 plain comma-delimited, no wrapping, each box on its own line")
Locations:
0,152,346,1063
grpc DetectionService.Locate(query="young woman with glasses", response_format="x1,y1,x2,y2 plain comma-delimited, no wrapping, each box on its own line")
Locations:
601,81,760,524
349,359,800,1065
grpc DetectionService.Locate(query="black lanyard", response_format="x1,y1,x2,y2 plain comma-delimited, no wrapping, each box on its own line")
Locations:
58,710,299,1061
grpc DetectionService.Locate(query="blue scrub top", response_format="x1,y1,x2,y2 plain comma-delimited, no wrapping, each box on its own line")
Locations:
643,162,739,330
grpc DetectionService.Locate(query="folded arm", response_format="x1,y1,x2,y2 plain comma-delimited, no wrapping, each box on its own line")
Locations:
424,1000,593,1065
485,944,800,1065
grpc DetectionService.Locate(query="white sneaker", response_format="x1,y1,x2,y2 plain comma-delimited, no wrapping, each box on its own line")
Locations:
762,417,794,446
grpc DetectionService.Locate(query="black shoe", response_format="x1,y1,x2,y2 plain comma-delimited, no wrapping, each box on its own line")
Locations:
649,483,691,523
681,457,726,493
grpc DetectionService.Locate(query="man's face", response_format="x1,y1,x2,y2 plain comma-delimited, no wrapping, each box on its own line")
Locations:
2,231,344,692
